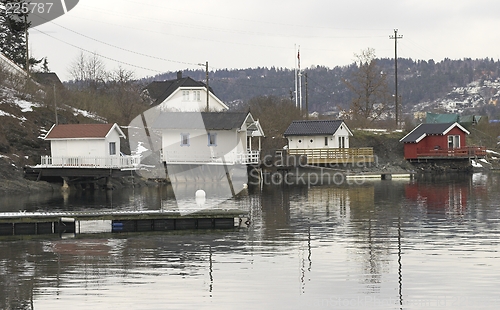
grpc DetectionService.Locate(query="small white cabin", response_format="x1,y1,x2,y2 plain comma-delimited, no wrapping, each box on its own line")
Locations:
283,120,374,164
284,120,353,150
152,112,264,165
142,72,228,112
42,123,137,168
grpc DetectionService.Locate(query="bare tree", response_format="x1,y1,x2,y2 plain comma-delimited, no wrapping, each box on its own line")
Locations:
107,66,147,124
247,95,304,154
69,52,107,89
343,48,392,127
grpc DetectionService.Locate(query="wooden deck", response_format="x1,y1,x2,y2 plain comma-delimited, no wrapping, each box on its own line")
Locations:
416,146,486,159
287,148,374,164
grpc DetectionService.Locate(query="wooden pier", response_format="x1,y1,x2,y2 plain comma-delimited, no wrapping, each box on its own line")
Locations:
0,209,249,237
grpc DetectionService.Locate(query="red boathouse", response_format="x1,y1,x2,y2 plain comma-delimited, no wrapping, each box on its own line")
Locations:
400,122,486,160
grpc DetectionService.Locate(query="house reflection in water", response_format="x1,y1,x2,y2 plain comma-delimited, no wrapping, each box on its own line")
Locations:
405,180,468,216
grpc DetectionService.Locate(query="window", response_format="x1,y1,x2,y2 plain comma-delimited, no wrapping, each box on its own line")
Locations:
325,137,328,146
109,142,116,155
448,135,460,149
193,90,201,101
180,133,190,146
207,132,217,146
182,90,190,101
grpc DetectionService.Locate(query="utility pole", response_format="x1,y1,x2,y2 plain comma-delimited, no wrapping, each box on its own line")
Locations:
390,29,403,127
205,61,209,111
305,73,309,119
54,84,58,125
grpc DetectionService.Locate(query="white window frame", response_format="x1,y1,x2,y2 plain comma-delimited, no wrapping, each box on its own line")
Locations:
338,136,345,148
180,133,190,146
448,135,460,149
207,132,217,146
109,142,116,155
193,90,201,101
182,90,190,101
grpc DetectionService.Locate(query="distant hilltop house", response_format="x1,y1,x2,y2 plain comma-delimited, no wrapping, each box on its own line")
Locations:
142,71,228,112
400,122,486,160
33,72,64,89
283,119,374,164
151,112,264,165
40,123,139,168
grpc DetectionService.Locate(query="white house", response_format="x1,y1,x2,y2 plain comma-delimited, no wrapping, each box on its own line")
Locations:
41,123,139,168
151,112,264,165
142,72,228,112
283,119,373,164
0,52,28,78
284,120,353,150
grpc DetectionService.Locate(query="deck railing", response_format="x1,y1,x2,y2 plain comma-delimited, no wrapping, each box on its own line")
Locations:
416,146,486,158
39,155,141,169
161,150,260,165
287,147,374,163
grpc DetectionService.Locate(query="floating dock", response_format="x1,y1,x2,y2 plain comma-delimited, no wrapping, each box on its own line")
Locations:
0,209,249,237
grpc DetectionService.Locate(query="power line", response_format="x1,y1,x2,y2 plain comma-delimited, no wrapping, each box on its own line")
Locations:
48,20,200,67
32,28,163,73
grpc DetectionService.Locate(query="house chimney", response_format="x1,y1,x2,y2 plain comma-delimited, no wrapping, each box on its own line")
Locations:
177,71,182,79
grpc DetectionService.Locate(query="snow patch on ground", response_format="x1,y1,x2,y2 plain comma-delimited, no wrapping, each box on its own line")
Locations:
71,107,106,122
1,86,41,112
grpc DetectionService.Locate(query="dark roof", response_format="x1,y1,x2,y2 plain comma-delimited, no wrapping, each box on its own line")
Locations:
400,122,469,143
44,124,124,139
152,112,249,130
284,120,347,136
143,76,214,105
33,72,64,88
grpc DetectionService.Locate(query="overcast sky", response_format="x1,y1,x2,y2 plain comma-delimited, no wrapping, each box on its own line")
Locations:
29,0,500,81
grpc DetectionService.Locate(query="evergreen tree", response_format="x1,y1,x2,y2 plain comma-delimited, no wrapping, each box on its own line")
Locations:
0,0,41,70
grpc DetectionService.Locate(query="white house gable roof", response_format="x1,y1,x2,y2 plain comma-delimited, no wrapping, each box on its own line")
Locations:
143,74,228,110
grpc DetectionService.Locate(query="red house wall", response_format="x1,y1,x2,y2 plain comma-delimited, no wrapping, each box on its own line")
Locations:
403,126,468,159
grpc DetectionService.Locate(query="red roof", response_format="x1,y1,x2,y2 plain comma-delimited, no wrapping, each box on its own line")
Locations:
44,124,122,139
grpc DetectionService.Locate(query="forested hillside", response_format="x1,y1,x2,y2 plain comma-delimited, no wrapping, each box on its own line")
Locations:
147,58,500,118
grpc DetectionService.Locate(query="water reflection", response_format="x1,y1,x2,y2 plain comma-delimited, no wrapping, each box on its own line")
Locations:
1,173,500,309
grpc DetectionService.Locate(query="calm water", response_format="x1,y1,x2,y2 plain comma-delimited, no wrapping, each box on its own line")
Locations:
1,172,500,309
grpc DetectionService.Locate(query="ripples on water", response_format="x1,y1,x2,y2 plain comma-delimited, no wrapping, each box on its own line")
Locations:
1,172,500,309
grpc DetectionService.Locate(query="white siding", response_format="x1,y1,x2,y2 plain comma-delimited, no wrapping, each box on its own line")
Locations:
161,129,246,163
158,88,227,112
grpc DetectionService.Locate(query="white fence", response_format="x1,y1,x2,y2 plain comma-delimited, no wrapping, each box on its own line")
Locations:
161,150,260,165
39,155,141,169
